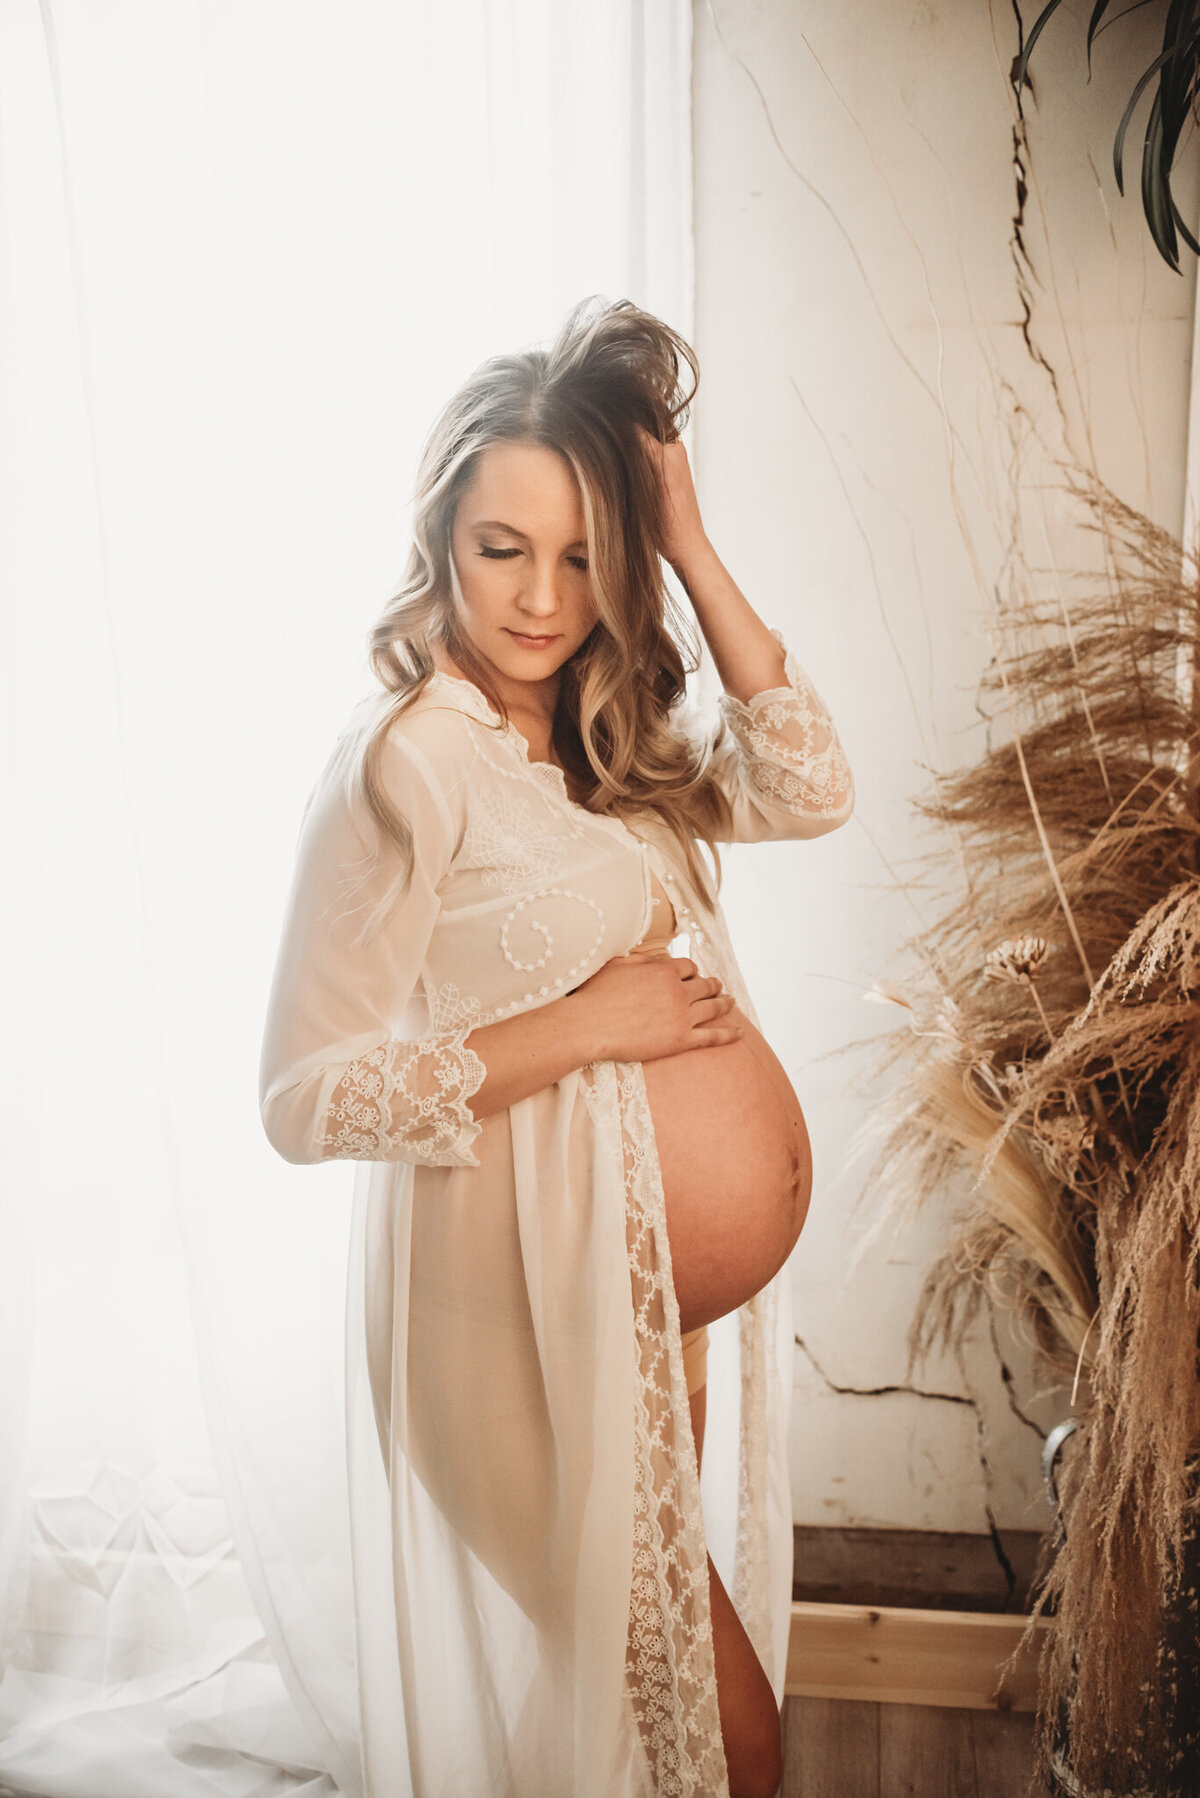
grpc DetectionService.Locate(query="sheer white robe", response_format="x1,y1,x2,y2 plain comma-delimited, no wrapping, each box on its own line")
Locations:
258,629,853,1798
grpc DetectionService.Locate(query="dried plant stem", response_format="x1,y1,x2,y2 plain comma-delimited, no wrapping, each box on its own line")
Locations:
1023,974,1054,1042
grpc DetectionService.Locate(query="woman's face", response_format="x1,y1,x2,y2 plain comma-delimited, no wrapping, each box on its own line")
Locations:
446,440,599,710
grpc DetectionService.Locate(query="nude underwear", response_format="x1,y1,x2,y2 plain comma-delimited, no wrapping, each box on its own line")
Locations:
680,1324,709,1398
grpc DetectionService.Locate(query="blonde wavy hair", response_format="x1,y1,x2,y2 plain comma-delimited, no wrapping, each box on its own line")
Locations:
348,295,736,923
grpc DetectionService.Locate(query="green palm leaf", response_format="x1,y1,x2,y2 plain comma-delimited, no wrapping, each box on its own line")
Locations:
1017,0,1200,272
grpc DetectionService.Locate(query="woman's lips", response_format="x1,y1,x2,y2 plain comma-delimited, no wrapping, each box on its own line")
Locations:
506,629,560,648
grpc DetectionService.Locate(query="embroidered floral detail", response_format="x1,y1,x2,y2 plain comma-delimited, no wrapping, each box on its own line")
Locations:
428,668,638,848
718,630,854,822
461,786,573,891
318,1022,486,1167
427,978,483,1036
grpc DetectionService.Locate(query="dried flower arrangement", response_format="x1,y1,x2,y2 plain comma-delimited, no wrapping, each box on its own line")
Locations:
867,463,1200,1793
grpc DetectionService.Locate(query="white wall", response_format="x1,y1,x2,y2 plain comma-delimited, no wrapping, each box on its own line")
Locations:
692,0,1197,1535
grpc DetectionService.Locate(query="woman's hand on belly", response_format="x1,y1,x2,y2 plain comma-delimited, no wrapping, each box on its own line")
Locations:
567,952,742,1064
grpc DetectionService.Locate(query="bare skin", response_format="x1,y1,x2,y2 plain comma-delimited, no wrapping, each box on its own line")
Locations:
642,998,812,1332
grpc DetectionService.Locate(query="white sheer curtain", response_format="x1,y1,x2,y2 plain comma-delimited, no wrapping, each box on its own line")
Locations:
0,2,693,1792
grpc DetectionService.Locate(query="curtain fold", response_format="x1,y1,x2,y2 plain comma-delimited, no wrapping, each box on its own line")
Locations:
0,2,693,1792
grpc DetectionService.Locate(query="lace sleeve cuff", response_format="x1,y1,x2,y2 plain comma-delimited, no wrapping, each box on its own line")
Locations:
716,627,854,827
318,1023,487,1167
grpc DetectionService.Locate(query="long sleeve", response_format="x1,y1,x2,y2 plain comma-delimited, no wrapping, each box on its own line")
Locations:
258,720,486,1168
702,626,855,843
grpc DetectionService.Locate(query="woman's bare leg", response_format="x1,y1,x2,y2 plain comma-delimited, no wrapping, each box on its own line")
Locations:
687,1385,783,1798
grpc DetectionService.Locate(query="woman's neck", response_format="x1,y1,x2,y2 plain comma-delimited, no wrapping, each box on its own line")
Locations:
431,646,560,734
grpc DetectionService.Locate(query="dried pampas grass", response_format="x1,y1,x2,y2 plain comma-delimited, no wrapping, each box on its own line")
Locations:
869,465,1200,1792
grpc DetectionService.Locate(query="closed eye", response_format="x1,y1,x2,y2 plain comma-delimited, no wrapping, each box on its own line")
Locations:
479,546,589,571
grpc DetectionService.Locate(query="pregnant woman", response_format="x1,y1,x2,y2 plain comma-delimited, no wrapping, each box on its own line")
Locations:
259,296,853,1798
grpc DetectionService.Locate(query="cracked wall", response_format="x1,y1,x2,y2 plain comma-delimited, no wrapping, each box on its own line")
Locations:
692,0,1198,1535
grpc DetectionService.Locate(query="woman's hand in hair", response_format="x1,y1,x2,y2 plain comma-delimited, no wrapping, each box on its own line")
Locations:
567,950,742,1063
638,423,710,574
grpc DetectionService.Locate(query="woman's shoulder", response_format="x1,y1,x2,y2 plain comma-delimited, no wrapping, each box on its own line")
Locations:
340,675,488,766
317,681,489,857
344,676,503,824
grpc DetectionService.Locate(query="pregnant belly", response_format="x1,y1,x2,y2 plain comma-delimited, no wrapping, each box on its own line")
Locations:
641,1004,813,1333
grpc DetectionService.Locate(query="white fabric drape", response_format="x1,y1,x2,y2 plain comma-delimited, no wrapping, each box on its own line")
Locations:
0,2,693,1793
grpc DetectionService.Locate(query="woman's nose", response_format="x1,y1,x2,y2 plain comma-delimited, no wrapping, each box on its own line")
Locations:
519,560,565,616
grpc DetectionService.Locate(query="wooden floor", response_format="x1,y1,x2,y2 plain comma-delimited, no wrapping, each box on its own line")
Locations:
780,1697,1053,1797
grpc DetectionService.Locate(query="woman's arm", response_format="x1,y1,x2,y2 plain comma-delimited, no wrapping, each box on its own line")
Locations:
465,954,742,1120
259,712,743,1163
462,995,595,1121
672,538,855,842
643,430,854,841
668,535,791,704
644,428,791,701
705,620,854,839
259,724,489,1168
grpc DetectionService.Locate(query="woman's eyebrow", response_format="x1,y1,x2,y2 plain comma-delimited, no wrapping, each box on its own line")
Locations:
471,518,587,550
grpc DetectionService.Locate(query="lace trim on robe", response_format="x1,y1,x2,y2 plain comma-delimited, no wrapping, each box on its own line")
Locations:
459,784,574,891
582,1057,728,1796
717,627,854,824
317,1028,487,1167
318,981,487,1168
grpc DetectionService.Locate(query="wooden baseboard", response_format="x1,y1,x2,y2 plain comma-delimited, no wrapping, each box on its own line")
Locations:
793,1523,1047,1613
786,1600,1049,1712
